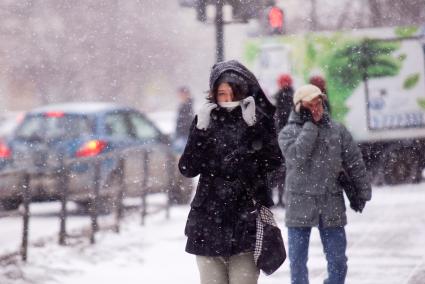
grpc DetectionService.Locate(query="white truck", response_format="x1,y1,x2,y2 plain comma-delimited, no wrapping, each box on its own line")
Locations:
243,26,425,185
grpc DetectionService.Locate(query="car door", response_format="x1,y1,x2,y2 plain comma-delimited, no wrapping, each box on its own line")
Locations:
127,111,172,195
102,111,136,192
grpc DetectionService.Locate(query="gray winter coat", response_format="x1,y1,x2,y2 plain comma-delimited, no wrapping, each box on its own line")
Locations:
278,111,371,227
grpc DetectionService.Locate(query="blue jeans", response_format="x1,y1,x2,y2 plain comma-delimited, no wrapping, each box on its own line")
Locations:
288,226,348,284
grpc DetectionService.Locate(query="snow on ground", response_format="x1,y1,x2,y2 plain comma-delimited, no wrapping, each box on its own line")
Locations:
0,202,96,256
1,184,425,284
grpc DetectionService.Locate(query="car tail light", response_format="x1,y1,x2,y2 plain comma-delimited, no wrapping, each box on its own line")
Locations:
44,112,65,118
75,140,107,157
0,141,11,158
16,112,26,123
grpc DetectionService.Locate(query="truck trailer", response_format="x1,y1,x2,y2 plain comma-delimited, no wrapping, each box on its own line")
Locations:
243,26,425,185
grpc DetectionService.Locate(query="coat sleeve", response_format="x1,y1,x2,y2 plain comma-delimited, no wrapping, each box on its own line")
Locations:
276,93,293,131
278,121,319,167
255,117,283,173
340,125,372,201
178,117,211,178
253,119,283,208
238,117,282,208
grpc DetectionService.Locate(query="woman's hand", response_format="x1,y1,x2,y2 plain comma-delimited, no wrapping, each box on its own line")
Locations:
241,97,256,126
196,102,217,130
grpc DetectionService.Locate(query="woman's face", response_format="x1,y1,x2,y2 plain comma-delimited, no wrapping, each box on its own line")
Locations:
216,83,234,102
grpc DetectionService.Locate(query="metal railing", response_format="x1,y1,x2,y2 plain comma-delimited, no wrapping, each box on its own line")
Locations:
0,147,174,261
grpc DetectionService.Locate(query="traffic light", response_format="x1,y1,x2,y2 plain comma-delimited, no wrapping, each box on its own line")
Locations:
267,6,284,35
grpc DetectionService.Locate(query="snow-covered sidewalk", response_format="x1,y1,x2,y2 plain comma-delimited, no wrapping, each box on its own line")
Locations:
1,184,425,284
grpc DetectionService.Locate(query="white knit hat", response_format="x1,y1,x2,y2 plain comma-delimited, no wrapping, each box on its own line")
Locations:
293,84,323,112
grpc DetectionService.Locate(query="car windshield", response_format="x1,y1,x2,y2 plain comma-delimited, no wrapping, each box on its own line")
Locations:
15,114,93,141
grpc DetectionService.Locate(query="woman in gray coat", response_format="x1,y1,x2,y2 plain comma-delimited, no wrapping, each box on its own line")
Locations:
278,84,371,284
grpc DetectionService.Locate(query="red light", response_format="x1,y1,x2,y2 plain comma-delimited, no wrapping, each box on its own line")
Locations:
268,6,284,32
76,140,107,157
0,141,11,158
16,112,26,123
45,112,65,118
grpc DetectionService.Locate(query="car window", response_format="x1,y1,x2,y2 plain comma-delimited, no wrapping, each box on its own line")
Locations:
104,112,132,139
128,112,158,141
15,114,92,140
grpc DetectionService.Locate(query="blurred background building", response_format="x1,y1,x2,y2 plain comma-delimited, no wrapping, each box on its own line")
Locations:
0,0,424,112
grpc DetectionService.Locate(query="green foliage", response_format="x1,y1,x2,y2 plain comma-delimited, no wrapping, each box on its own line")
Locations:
403,73,420,90
395,26,419,38
325,39,401,119
244,42,260,64
301,33,343,84
245,33,405,122
367,57,401,77
398,54,407,61
305,35,317,75
417,98,425,109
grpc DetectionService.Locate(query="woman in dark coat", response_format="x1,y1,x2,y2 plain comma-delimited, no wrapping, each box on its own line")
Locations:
179,60,283,284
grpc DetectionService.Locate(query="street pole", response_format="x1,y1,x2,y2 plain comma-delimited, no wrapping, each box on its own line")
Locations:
310,0,318,31
215,0,224,62
360,41,372,130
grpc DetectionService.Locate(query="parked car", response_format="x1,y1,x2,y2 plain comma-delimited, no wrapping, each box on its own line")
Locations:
145,110,176,136
145,110,195,206
0,111,26,140
0,112,25,167
0,102,192,211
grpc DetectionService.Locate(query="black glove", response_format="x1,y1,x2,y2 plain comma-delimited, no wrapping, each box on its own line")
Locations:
299,106,315,124
350,198,366,213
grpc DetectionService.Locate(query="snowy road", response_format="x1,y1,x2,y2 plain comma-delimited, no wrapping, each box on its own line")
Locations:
1,184,425,284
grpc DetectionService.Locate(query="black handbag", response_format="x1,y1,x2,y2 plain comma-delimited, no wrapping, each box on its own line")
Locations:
253,205,286,275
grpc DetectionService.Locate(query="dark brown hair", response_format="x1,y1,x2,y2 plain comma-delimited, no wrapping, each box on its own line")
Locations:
207,82,247,103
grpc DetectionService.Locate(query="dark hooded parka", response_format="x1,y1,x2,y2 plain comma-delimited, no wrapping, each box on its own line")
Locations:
179,60,283,257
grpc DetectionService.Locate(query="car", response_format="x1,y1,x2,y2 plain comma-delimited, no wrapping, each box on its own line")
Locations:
0,111,26,140
144,110,176,136
0,102,193,211
0,111,26,169
144,110,196,205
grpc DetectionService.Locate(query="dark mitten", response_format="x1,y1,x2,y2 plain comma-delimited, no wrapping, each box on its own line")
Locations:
299,106,314,124
350,198,366,213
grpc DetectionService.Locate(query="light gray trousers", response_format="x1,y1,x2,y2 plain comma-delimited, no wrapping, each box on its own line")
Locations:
196,252,260,284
